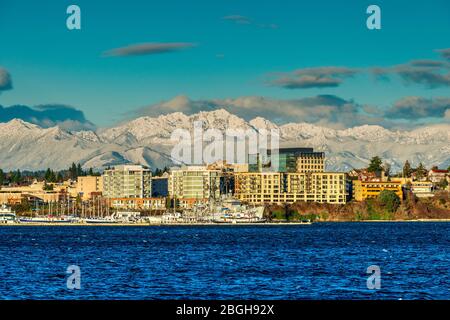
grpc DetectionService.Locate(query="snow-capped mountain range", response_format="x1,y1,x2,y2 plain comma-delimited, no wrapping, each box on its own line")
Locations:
1,109,449,172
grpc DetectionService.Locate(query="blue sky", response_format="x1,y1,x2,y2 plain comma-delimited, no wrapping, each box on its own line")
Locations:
0,0,449,128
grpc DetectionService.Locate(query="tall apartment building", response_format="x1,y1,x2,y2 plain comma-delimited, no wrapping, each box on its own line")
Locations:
102,165,151,198
237,147,346,204
249,147,325,173
168,166,222,207
234,172,346,204
293,151,325,173
76,175,103,200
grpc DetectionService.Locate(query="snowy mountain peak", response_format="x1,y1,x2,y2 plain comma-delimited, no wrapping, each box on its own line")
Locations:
0,110,449,171
190,108,248,130
339,124,393,141
249,117,278,130
1,118,40,130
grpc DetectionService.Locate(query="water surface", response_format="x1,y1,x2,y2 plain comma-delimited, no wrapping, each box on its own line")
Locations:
0,223,448,299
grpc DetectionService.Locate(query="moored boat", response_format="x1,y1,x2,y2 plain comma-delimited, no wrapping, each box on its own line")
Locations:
18,215,77,223
84,217,117,224
0,205,16,224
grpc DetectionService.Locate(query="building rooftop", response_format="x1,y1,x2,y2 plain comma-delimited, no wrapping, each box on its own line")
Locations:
429,169,448,174
106,165,150,171
267,147,324,157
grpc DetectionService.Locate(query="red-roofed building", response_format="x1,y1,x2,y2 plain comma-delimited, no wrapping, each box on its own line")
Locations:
428,169,449,183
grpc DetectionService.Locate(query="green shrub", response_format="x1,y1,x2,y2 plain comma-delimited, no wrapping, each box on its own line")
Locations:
271,210,285,220
378,190,401,214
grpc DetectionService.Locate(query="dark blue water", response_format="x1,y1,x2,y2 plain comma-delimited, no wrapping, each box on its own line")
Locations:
0,223,448,300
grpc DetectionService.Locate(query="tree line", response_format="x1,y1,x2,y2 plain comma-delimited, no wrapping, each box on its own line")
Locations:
365,156,449,189
366,156,449,178
0,163,100,186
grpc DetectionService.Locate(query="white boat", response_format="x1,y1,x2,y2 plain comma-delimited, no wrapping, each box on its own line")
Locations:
114,211,141,223
84,216,118,224
212,208,267,224
147,216,163,224
161,212,183,224
0,205,16,224
18,216,77,223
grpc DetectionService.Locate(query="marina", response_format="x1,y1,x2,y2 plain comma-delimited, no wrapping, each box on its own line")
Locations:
0,197,313,226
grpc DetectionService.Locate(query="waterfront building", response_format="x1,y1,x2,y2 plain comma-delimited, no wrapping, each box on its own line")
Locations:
410,181,434,198
249,147,325,173
0,181,65,204
277,148,325,173
352,180,402,201
102,165,152,199
76,175,103,200
234,172,347,204
109,197,166,210
237,147,346,204
168,166,222,208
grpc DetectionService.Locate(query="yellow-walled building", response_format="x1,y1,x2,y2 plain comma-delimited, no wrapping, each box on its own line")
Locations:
234,172,347,204
76,176,103,200
352,180,402,201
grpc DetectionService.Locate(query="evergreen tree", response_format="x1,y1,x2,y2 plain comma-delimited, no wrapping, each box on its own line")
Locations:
402,160,412,178
11,169,22,184
383,162,391,177
415,162,427,180
77,163,83,177
44,168,58,182
70,163,77,180
43,182,54,191
45,168,52,181
367,156,383,173
0,169,4,185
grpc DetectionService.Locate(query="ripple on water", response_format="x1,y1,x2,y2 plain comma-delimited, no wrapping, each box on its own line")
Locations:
0,223,448,299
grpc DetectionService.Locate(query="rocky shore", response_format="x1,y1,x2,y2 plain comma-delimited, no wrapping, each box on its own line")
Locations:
265,191,450,222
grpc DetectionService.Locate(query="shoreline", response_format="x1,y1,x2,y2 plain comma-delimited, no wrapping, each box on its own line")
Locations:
0,222,313,227
1,219,450,226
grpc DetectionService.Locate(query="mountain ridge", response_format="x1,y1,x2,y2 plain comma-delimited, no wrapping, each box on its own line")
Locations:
0,109,449,172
